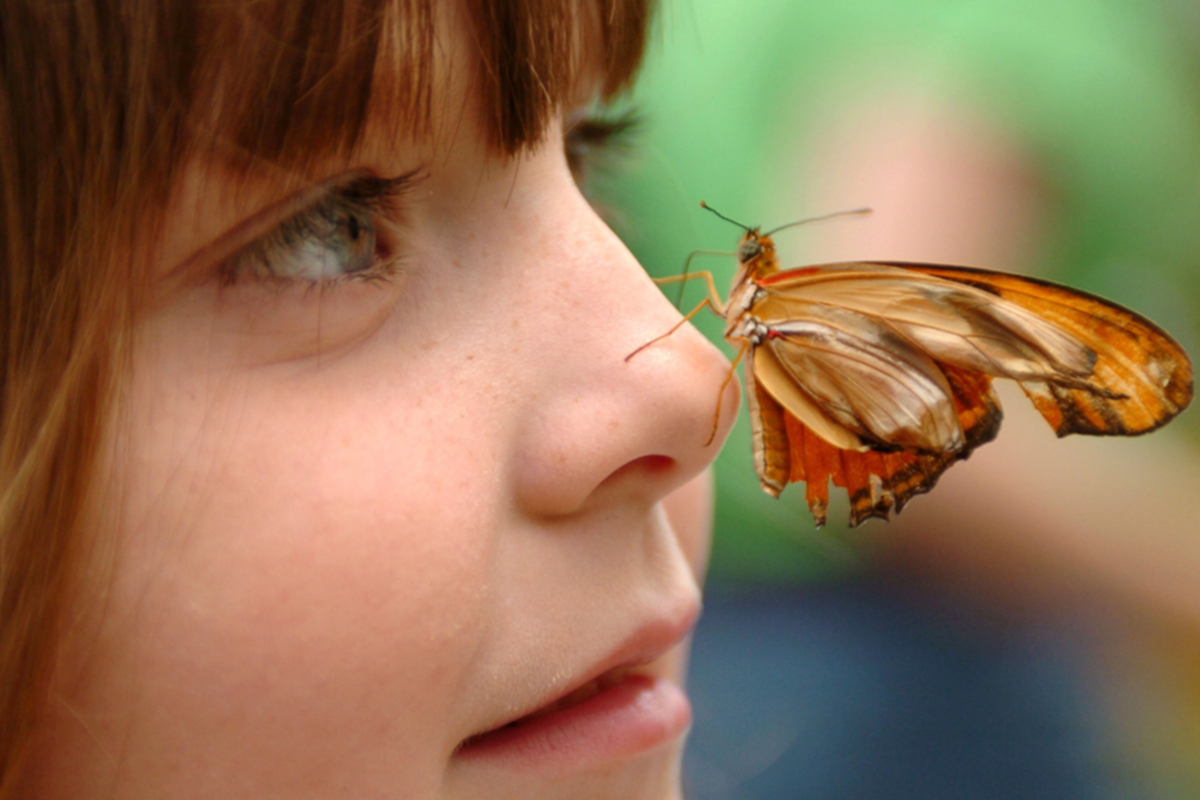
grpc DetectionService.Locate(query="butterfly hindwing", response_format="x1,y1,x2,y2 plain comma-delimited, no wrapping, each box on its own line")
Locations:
759,362,1002,527
743,359,791,497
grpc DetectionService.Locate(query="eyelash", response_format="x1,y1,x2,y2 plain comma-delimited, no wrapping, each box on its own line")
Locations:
564,108,640,192
218,176,410,290
217,113,637,290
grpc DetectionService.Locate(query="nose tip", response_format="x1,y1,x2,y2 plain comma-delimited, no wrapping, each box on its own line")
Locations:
620,321,741,457
512,315,739,518
502,157,739,519
598,454,675,490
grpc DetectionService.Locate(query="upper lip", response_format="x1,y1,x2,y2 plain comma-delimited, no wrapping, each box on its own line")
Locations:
462,596,700,743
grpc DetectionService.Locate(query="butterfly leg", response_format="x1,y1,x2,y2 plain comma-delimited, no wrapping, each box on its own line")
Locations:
649,270,728,315
625,290,723,362
705,340,749,446
670,251,735,307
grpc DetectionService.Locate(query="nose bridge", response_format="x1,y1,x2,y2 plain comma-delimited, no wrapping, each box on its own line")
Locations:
521,173,709,368
508,186,738,518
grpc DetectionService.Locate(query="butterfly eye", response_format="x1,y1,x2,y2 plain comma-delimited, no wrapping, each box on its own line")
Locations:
738,238,762,263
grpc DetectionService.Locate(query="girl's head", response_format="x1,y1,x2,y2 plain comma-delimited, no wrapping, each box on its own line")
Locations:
1,0,736,797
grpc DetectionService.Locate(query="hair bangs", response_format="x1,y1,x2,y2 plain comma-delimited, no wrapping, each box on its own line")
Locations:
463,0,652,153
189,0,428,173
188,0,652,173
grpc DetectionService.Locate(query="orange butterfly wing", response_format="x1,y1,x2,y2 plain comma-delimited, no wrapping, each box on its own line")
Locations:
887,263,1193,436
743,262,1193,527
750,360,1002,527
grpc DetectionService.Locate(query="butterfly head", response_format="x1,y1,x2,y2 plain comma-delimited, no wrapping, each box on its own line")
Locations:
738,229,779,278
698,203,785,279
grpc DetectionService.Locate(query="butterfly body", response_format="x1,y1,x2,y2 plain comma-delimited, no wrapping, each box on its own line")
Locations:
716,227,1193,527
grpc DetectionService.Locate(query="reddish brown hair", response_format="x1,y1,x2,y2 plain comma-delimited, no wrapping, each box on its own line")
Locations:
0,0,652,790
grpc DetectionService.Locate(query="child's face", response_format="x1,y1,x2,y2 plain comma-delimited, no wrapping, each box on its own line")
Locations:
44,14,737,800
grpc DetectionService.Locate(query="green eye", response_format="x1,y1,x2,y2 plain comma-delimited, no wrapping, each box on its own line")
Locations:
220,173,418,288
278,204,377,281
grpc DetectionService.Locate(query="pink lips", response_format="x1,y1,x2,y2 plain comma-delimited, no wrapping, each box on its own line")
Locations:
455,601,700,771
455,672,691,771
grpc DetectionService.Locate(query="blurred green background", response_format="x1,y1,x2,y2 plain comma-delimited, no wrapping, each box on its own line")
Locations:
594,0,1200,796
601,0,1200,584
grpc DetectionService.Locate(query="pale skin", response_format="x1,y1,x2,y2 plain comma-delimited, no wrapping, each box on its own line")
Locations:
29,15,738,800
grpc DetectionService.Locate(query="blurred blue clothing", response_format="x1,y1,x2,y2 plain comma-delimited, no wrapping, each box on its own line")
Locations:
683,585,1130,800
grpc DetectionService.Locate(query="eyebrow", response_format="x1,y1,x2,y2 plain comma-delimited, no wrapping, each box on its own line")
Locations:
332,171,425,212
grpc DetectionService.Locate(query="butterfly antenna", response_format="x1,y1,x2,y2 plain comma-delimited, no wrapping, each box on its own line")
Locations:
764,207,872,237
699,201,751,232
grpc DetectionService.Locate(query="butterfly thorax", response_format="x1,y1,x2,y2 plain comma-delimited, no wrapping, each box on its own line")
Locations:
724,231,778,340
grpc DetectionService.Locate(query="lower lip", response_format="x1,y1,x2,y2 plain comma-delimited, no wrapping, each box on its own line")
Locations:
455,674,691,772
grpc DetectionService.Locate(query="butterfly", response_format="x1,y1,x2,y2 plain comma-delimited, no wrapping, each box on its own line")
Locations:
632,203,1194,527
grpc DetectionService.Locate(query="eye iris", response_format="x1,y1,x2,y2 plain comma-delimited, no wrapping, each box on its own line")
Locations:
333,209,374,275
277,207,376,281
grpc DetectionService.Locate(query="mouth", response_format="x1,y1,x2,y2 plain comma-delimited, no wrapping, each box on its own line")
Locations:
517,664,640,725
455,666,691,771
454,606,699,771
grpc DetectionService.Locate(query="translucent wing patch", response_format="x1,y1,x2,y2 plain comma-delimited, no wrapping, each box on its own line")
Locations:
890,263,1193,436
753,301,964,454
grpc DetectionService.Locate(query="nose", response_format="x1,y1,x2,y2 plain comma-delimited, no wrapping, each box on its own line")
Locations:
508,182,739,518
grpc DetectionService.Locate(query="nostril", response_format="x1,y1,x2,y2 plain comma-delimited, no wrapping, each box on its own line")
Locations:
598,455,676,490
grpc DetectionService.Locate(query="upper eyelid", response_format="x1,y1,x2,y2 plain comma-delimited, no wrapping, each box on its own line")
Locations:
564,107,639,140
166,169,422,290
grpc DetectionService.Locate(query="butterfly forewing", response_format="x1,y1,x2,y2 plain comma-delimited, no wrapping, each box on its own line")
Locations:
759,264,1097,385
891,263,1194,437
721,237,1192,527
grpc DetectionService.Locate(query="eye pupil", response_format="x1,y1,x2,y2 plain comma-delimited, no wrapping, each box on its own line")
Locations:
347,213,361,241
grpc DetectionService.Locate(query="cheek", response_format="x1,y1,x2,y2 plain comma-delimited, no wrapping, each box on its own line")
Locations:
661,469,714,583
100,335,500,777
